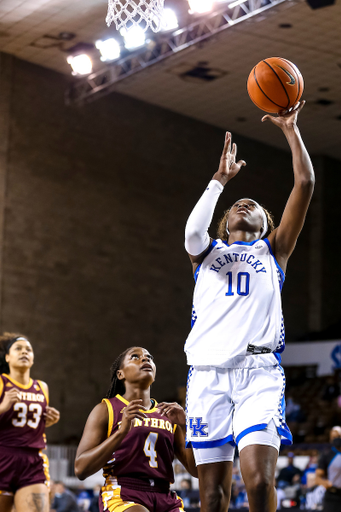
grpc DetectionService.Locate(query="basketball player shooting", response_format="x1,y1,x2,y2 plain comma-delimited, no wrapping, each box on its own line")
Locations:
184,101,314,512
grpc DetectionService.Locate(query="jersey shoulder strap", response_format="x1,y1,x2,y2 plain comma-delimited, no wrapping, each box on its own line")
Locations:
0,374,4,399
37,380,49,405
102,398,114,438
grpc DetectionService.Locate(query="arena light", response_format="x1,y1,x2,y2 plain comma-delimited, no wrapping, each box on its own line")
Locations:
120,26,146,50
67,54,93,75
160,8,179,31
96,38,121,61
187,0,214,14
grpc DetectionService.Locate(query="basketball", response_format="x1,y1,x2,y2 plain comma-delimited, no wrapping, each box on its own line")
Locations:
247,57,304,113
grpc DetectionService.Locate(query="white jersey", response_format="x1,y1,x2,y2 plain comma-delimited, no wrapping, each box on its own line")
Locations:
185,238,285,368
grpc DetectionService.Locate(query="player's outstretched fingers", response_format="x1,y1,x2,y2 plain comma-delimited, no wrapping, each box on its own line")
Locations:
261,114,272,123
295,100,305,113
237,160,246,168
222,132,231,156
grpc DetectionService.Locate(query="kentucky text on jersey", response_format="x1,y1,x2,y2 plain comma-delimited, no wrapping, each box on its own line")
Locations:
210,253,266,274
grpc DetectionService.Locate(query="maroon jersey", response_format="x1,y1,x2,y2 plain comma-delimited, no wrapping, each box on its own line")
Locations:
102,395,176,484
0,374,48,449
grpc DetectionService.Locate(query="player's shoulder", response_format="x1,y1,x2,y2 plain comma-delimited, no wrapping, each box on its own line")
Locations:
203,238,225,257
102,394,125,416
36,379,48,390
212,238,224,247
105,394,124,406
85,401,110,433
0,373,10,394
35,380,49,401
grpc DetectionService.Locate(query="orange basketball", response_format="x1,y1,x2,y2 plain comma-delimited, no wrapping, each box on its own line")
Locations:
247,57,304,113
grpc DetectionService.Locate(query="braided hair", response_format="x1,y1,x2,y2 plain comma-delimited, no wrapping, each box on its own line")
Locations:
0,332,28,374
106,347,133,399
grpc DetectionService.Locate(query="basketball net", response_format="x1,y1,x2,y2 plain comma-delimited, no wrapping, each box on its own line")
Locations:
106,0,165,32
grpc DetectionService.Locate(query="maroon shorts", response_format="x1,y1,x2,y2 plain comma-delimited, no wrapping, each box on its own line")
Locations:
100,476,184,512
0,446,49,494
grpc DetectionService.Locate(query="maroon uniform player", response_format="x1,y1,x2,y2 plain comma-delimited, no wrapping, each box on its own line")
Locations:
0,334,60,512
75,347,197,512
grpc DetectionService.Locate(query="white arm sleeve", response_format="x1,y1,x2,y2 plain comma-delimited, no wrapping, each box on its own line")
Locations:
185,180,224,256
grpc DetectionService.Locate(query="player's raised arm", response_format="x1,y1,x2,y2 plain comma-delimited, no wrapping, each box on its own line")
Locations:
185,132,246,272
264,101,315,272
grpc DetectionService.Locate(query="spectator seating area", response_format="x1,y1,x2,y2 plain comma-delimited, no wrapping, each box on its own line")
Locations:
284,366,341,444
49,450,329,511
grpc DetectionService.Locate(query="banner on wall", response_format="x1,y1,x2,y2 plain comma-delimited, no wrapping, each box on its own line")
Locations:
281,340,341,376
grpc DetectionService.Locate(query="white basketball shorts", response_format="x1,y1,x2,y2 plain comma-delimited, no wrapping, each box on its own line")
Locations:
186,365,292,455
193,419,281,465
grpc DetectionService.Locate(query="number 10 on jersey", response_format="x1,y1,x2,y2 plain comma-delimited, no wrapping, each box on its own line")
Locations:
226,271,250,296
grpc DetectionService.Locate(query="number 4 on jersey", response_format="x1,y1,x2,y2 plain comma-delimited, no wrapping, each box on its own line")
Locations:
143,432,158,468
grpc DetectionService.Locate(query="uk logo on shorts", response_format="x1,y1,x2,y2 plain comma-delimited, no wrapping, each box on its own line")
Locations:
189,417,208,437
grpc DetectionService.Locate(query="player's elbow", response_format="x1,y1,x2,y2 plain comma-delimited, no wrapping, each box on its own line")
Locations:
185,224,209,256
185,222,201,242
295,175,315,197
74,459,88,480
74,469,86,481
298,172,315,189
303,175,315,188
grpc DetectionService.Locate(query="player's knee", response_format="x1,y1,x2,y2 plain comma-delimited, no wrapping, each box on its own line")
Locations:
201,485,230,512
246,473,273,498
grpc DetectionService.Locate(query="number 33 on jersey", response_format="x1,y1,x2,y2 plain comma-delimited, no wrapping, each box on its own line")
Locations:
0,374,48,449
102,395,177,483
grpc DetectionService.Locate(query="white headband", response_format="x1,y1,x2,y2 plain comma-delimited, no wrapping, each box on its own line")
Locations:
226,200,268,238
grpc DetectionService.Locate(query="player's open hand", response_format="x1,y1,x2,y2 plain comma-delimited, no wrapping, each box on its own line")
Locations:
212,132,246,186
44,406,60,427
261,100,305,130
120,399,147,434
0,387,21,414
158,402,186,428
